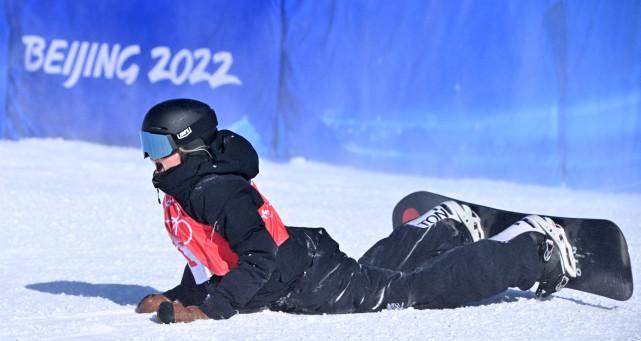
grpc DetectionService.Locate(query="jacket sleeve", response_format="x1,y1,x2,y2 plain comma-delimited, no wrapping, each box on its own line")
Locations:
163,264,209,306
199,184,278,319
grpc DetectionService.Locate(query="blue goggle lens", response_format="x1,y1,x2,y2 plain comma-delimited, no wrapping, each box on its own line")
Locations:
140,131,175,160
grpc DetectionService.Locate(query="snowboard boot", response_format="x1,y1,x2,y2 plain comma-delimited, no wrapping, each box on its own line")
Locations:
406,200,485,242
491,215,580,297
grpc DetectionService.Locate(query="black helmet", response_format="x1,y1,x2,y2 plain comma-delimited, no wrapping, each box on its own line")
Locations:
140,98,218,160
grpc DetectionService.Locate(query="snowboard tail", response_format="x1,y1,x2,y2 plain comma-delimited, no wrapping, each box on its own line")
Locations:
392,191,633,301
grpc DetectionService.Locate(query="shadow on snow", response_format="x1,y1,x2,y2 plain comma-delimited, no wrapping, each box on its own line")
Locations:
25,281,159,306
25,282,617,311
470,288,617,310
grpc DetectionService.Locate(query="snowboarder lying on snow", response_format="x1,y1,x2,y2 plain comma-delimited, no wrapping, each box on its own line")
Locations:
136,98,579,323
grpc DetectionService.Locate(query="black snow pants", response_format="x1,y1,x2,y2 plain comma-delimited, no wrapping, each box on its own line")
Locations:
270,219,544,314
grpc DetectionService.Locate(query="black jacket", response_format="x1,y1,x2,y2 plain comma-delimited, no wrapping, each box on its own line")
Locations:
154,130,313,319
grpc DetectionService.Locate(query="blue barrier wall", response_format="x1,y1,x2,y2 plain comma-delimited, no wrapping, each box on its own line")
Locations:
0,2,8,137
2,0,640,191
3,0,282,156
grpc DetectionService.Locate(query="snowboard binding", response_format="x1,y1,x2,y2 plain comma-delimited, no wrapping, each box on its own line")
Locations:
405,200,485,242
518,215,582,297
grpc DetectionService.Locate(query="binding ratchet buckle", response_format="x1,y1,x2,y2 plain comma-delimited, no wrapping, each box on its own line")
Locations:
555,275,570,292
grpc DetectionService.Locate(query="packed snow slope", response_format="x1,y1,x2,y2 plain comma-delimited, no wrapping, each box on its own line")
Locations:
0,139,639,340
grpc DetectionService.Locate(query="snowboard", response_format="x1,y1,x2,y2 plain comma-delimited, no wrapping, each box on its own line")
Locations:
392,191,633,301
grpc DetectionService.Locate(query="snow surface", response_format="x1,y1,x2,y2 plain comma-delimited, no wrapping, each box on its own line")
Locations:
0,139,639,340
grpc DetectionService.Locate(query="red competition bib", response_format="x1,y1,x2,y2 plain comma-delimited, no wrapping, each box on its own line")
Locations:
163,181,288,284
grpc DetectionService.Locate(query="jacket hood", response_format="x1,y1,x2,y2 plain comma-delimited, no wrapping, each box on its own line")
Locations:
208,129,259,180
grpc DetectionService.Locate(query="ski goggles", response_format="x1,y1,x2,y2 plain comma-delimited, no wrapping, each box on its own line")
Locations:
140,131,177,161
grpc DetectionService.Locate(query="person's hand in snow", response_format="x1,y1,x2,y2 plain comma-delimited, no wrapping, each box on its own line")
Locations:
135,294,171,313
157,301,208,323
